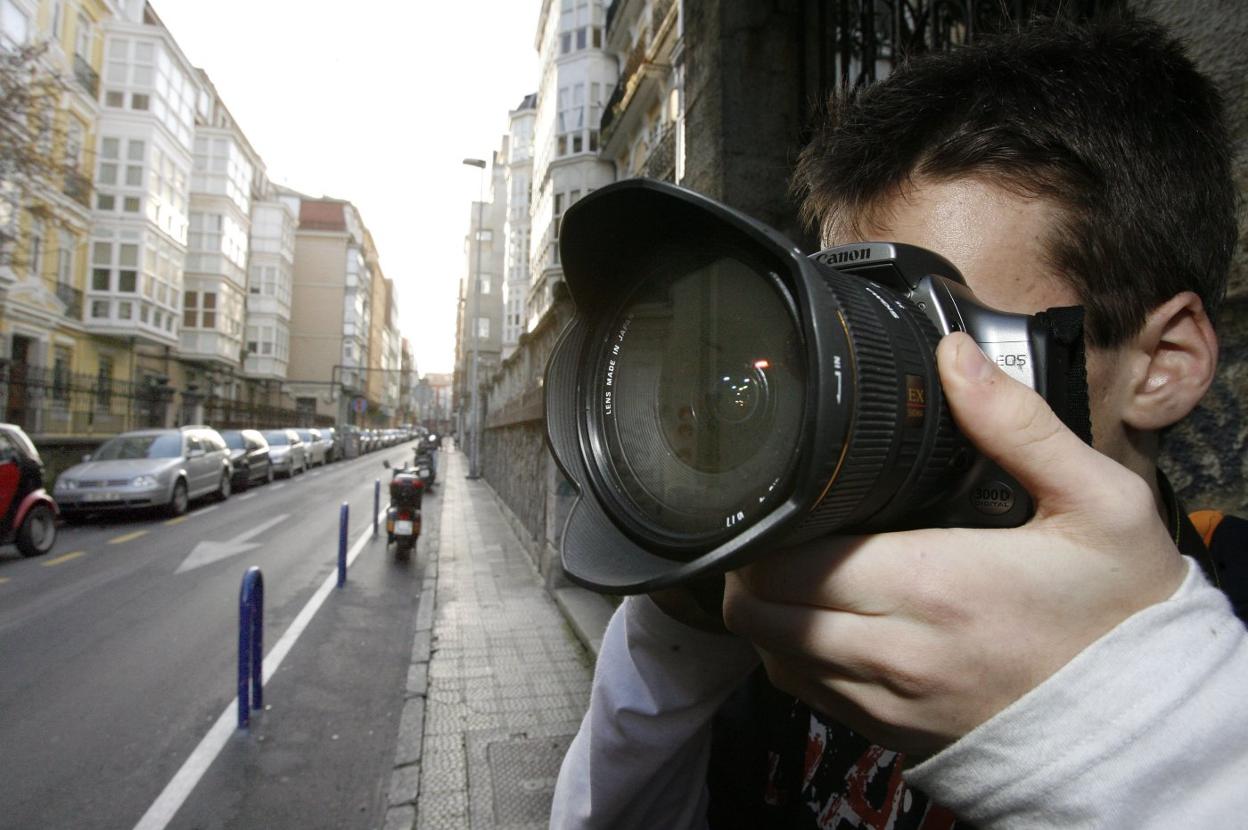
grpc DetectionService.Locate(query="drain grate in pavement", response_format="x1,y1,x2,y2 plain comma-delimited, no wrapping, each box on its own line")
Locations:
467,730,575,828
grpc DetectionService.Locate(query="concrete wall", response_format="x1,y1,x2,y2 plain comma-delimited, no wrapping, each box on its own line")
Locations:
287,232,345,384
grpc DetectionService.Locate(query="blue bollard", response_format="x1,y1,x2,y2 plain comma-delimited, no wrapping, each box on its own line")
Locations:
337,502,349,588
237,566,264,730
373,479,380,537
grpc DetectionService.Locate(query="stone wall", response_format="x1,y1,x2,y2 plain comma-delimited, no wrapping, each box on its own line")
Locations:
1134,0,1248,512
479,296,577,585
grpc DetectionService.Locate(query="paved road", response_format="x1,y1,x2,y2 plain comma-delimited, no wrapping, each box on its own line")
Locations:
0,444,430,830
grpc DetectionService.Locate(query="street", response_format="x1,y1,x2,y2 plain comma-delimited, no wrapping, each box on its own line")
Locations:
0,443,429,830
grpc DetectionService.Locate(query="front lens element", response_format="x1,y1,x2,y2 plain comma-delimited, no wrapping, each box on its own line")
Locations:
593,254,805,544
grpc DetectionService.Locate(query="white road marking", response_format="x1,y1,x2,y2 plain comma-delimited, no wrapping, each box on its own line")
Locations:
236,492,257,501
131,508,384,830
175,515,291,574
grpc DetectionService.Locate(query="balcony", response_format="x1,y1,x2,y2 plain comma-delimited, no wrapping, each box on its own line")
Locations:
55,283,83,321
63,171,91,208
642,124,676,181
72,54,99,100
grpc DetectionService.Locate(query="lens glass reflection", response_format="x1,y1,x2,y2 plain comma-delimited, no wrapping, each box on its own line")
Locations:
597,255,805,540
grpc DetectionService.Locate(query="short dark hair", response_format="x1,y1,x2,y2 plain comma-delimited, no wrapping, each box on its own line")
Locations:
793,13,1237,348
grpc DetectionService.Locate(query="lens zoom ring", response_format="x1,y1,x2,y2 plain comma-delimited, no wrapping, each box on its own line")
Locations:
794,275,902,536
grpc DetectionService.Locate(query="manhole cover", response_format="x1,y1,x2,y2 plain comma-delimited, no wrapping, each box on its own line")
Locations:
486,735,573,826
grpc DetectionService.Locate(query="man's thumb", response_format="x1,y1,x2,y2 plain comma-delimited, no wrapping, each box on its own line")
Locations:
935,332,1112,513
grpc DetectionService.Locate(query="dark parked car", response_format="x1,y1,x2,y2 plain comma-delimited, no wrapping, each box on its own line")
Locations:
0,423,58,557
220,429,273,489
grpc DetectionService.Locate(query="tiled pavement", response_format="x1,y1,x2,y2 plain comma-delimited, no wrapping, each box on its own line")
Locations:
383,448,596,830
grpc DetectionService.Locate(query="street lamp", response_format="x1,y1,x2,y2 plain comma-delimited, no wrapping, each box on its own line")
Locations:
463,157,487,479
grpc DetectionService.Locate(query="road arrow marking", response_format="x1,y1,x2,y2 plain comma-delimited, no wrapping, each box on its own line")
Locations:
174,514,289,574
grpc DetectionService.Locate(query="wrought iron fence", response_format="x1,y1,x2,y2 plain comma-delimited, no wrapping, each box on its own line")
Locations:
814,0,1121,89
0,361,333,437
0,362,167,436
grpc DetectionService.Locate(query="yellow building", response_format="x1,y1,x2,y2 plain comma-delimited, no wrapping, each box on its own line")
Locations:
0,0,138,437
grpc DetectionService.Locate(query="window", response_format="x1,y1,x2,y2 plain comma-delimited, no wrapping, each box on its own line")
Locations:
65,119,84,171
477,317,490,338
183,291,197,327
105,90,123,107
479,277,491,295
0,0,30,46
28,217,44,278
52,346,71,403
201,292,216,329
51,1,62,38
56,230,72,286
96,356,113,409
75,13,90,58
131,93,149,110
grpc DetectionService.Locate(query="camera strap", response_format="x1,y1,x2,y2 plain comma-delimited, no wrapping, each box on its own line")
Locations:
1036,306,1092,446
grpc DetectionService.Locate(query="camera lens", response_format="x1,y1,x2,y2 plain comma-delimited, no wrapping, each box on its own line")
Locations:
591,253,806,545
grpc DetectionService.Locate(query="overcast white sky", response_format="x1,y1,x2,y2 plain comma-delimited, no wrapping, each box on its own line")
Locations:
154,0,542,375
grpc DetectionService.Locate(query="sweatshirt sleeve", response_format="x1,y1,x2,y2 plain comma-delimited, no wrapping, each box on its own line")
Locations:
906,557,1248,829
550,595,761,830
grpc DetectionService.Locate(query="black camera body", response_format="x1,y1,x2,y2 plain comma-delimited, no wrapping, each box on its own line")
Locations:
545,179,1089,595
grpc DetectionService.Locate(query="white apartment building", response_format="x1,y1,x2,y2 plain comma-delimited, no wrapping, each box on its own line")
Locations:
181,72,256,372
527,0,617,329
90,2,198,348
502,93,536,358
243,184,295,381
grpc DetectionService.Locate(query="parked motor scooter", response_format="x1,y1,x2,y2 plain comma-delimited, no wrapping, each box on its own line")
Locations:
412,442,436,492
382,461,423,560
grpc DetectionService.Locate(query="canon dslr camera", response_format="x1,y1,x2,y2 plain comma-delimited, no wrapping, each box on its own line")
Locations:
545,179,1089,594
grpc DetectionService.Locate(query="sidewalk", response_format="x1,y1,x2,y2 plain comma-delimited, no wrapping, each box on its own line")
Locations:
383,448,599,830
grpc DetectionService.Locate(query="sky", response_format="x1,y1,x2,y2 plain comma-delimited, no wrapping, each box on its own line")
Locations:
153,0,542,375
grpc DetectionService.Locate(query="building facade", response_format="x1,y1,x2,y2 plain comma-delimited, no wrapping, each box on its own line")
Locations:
526,0,617,329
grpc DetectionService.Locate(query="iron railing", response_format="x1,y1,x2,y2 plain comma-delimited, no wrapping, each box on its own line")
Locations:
0,361,333,436
812,0,1121,90
72,53,99,98
63,170,91,208
54,283,83,320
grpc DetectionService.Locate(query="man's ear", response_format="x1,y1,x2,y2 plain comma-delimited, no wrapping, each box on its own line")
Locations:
1121,291,1219,431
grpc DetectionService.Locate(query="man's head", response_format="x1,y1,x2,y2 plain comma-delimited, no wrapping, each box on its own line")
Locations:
794,13,1236,482
795,13,1235,348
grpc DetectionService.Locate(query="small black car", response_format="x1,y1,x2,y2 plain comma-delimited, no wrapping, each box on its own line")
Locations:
219,429,274,490
0,423,58,557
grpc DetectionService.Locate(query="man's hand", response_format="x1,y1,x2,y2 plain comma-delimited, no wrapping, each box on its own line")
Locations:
722,332,1188,756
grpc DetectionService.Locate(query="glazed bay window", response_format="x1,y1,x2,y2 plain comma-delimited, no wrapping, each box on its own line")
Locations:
96,136,145,214
90,239,139,294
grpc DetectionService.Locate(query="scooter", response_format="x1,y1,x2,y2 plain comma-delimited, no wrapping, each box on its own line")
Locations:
383,461,423,560
413,443,436,492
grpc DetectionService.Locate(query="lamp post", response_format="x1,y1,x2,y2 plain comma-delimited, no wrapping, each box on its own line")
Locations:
463,157,487,479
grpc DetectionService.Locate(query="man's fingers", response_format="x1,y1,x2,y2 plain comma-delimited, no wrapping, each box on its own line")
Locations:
936,332,1120,514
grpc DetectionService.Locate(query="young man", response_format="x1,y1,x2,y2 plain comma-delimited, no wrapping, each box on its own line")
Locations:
551,12,1247,829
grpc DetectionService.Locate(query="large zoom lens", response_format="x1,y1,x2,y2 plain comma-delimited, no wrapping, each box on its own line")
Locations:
593,254,806,542
548,180,970,592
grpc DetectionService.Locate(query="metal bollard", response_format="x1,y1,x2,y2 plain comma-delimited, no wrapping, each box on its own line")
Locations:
373,479,380,537
237,566,264,730
337,502,349,588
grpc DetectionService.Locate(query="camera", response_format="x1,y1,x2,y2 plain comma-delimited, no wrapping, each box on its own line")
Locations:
545,179,1090,594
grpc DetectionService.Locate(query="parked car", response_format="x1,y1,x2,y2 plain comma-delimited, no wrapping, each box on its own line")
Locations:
296,428,327,467
220,429,273,489
321,427,338,463
263,429,307,478
55,426,232,520
0,423,58,557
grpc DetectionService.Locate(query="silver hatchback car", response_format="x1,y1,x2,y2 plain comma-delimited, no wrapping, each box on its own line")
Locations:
54,426,232,519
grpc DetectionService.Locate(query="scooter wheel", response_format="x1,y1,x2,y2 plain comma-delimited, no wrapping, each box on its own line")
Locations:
395,537,414,562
